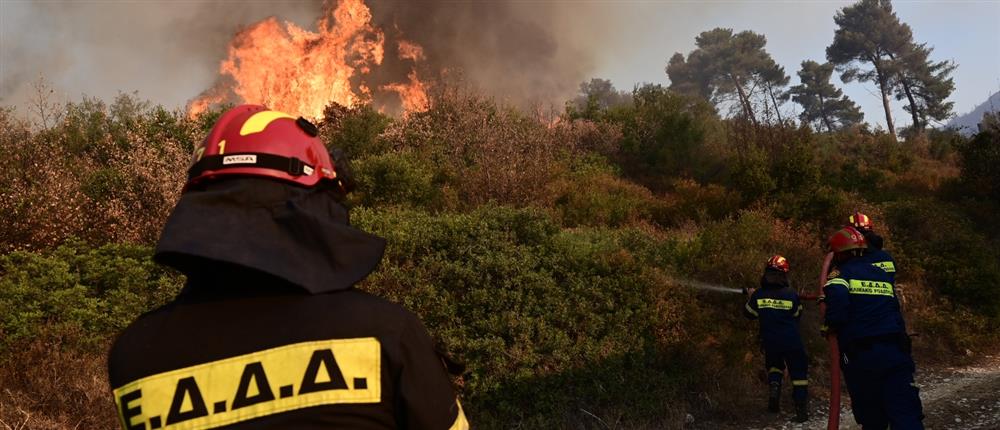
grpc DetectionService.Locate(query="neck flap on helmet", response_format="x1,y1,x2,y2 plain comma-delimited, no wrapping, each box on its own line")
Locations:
154,178,385,295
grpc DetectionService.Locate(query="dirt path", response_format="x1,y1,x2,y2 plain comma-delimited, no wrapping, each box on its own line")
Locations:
699,354,1000,430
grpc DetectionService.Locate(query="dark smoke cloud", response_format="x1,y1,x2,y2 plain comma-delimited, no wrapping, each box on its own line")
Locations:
1,0,617,113
366,0,599,109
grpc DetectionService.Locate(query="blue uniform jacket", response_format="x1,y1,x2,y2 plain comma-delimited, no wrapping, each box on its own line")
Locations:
744,276,804,352
823,255,907,346
862,248,897,284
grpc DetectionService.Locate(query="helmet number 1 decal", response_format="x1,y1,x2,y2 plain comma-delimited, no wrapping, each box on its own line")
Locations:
218,140,227,155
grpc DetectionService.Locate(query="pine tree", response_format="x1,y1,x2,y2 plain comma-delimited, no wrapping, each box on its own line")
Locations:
790,61,863,132
667,28,789,125
892,43,957,130
827,0,912,138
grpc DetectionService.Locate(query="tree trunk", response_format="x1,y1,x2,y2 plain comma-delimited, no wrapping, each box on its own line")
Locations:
818,94,834,133
899,78,923,131
767,83,784,123
886,52,923,132
731,74,758,126
873,62,897,138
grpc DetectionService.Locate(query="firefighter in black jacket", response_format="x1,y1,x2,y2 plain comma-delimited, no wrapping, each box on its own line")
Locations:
108,105,469,430
744,255,809,423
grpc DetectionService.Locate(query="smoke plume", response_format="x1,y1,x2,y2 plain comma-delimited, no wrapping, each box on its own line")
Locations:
1,0,616,115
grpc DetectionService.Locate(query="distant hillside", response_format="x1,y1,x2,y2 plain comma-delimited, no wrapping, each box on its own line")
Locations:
949,90,1000,134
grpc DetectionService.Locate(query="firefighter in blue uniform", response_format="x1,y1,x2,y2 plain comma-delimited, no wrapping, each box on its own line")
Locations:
850,212,897,284
823,226,923,430
108,105,469,430
744,255,809,423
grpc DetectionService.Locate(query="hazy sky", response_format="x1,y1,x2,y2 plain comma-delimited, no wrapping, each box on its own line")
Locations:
588,0,1000,128
2,0,998,129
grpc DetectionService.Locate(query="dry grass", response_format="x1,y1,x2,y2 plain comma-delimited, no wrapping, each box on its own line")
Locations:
0,342,116,430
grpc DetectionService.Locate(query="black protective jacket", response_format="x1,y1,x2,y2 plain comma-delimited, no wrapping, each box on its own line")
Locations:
108,179,467,430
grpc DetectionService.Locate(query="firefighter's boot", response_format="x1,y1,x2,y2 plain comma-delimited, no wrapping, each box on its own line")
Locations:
793,397,808,423
767,382,781,413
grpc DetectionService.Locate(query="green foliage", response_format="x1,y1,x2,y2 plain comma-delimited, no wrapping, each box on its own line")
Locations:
351,206,700,426
0,240,183,352
320,103,394,158
789,60,864,131
553,156,658,227
2,83,997,428
565,78,633,121
729,145,776,202
885,199,1000,316
957,122,1000,202
658,179,742,225
352,150,440,208
607,84,724,187
666,28,789,124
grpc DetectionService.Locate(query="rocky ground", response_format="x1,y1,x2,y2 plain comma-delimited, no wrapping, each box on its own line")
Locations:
698,354,1000,430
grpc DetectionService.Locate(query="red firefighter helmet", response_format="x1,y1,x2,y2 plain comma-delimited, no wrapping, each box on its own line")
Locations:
849,212,873,230
186,105,340,190
766,255,790,272
828,226,867,253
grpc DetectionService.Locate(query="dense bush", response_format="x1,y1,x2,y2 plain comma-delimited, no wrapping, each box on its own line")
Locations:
0,240,183,352
320,103,394,158
604,85,726,189
2,86,998,428
0,96,190,252
884,199,1000,317
353,206,706,427
352,150,443,208
957,118,1000,202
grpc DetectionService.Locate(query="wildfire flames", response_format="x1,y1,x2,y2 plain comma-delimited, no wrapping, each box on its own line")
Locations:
188,0,429,119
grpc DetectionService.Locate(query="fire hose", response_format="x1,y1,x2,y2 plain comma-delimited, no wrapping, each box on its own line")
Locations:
801,252,840,429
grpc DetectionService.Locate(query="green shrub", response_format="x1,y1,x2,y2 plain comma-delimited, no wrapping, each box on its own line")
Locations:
0,240,183,352
352,206,701,427
957,124,1000,202
729,145,775,203
658,179,742,225
353,150,441,208
884,199,1000,317
320,103,394,158
606,84,725,188
552,158,658,227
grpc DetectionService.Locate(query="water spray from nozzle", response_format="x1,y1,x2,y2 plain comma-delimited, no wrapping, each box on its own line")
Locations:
667,277,745,294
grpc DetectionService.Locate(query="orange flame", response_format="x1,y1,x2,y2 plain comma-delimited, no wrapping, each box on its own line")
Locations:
188,0,428,119
398,40,426,62
381,71,429,112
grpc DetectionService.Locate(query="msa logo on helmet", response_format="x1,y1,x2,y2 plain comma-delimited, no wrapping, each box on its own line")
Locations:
114,338,381,430
222,154,258,165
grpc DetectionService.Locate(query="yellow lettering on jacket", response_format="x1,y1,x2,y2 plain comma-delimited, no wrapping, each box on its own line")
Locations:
872,261,896,273
113,338,381,430
848,279,894,297
757,298,793,310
